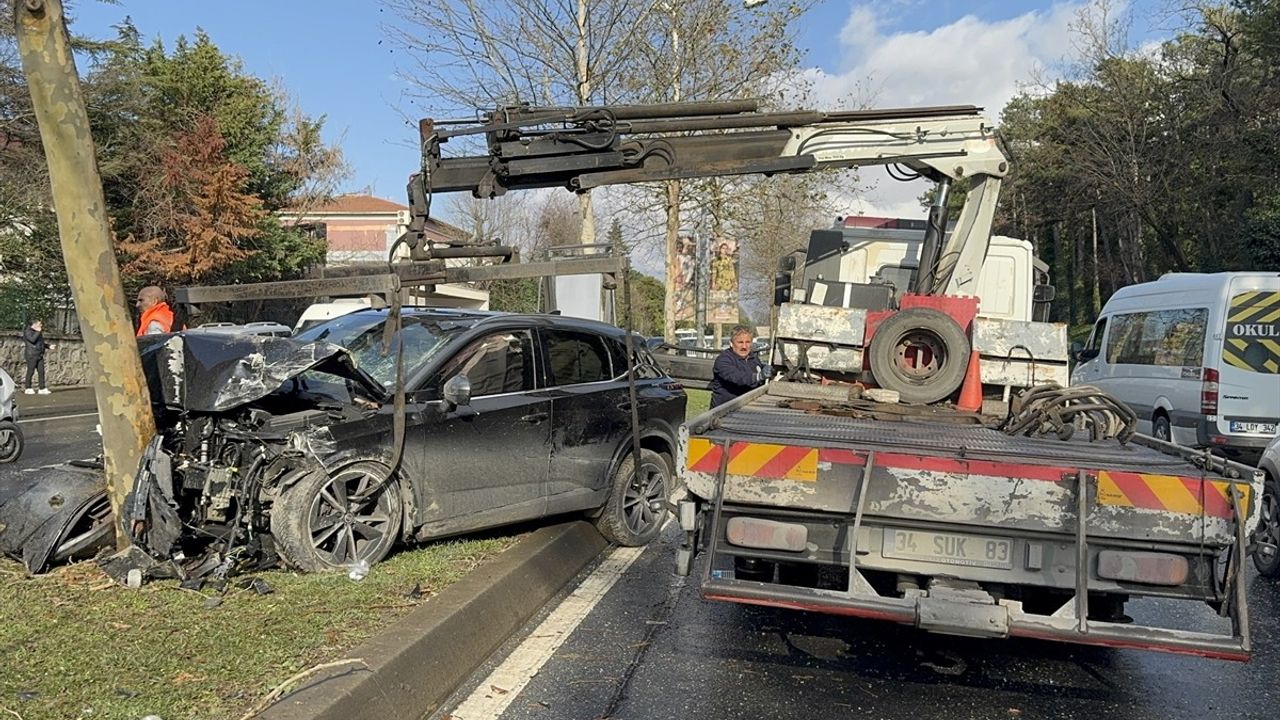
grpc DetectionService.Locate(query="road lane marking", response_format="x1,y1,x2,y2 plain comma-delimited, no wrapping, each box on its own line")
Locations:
447,543,648,720
17,411,99,425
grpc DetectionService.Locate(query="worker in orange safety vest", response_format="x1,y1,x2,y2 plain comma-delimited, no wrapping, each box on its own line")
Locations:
135,286,175,336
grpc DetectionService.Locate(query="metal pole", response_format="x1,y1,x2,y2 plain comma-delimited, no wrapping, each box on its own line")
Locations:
14,0,155,548
620,260,645,505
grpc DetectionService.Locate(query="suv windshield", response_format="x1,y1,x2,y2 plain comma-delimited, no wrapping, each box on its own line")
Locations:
295,312,459,387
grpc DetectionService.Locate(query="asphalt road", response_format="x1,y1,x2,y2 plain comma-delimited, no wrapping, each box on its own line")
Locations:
438,525,1280,720
9,407,1280,720
8,406,99,472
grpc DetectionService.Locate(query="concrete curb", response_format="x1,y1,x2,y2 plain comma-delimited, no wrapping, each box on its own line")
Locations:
257,520,609,720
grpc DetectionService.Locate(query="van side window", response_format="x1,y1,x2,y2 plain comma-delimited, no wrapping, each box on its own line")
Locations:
1156,309,1208,366
1106,309,1208,367
1085,317,1107,353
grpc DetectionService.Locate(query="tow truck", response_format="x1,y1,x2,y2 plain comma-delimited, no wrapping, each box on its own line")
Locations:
407,99,1264,660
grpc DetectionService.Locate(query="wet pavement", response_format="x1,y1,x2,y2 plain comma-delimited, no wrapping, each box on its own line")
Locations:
439,526,1280,720
7,396,97,470
7,403,1278,720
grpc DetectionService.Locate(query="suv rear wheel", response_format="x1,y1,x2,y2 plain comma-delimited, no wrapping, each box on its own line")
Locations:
595,449,670,546
272,460,403,572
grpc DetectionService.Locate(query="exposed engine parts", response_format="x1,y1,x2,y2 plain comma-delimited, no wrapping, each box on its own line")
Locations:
1001,383,1137,443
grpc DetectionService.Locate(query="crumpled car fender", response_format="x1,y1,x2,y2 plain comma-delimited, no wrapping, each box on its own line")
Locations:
0,463,114,574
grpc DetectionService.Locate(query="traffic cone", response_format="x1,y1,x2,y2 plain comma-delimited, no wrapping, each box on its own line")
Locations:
956,350,982,412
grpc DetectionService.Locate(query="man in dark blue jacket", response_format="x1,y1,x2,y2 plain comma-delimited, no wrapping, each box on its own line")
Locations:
709,325,766,408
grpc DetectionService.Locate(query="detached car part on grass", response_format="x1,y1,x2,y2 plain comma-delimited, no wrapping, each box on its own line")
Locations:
0,463,112,573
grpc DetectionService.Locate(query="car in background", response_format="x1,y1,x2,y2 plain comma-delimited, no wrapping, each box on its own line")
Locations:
188,321,292,338
1255,433,1280,578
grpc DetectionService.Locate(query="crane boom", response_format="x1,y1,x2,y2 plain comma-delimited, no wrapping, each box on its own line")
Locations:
405,100,1010,296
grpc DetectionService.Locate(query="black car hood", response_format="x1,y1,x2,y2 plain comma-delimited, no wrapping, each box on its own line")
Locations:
139,332,388,413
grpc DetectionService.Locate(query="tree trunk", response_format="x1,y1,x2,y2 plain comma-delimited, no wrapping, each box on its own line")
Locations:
15,0,157,548
1091,205,1101,316
1099,209,1117,300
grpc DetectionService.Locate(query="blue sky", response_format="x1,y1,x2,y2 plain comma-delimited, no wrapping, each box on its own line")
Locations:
69,0,1168,219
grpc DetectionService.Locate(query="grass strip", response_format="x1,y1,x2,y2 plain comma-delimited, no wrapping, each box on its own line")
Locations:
0,535,516,720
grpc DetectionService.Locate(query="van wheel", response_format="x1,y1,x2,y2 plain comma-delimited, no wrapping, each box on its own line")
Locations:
1152,413,1171,442
595,449,670,546
1254,475,1280,578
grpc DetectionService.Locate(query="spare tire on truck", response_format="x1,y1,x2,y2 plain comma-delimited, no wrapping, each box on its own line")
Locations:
868,307,971,405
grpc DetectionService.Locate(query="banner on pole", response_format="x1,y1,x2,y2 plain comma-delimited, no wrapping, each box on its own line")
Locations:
708,237,739,324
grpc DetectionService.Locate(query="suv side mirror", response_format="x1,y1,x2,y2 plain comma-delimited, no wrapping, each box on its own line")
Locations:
442,374,472,410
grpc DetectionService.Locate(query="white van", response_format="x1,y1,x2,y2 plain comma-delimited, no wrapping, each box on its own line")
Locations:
293,298,372,334
1070,272,1280,461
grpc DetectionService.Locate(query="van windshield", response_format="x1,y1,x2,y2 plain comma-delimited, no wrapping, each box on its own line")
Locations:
294,313,461,387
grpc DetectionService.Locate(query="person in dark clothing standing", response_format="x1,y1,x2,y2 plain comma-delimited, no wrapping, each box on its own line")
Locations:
709,325,767,408
22,318,54,395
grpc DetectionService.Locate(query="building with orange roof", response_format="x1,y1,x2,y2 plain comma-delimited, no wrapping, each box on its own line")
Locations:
278,194,488,309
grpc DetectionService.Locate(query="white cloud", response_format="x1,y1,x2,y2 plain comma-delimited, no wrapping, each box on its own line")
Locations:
806,2,1087,218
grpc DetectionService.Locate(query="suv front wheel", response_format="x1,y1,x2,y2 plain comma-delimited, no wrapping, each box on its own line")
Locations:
595,449,670,546
272,460,403,572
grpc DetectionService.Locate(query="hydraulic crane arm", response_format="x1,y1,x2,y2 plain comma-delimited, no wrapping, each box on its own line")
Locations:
406,99,1010,296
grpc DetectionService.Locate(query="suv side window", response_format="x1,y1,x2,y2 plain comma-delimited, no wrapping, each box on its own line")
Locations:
438,330,535,397
545,329,612,386
604,337,663,380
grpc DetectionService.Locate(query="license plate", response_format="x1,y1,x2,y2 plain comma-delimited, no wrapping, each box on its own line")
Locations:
1230,421,1277,434
881,528,1014,570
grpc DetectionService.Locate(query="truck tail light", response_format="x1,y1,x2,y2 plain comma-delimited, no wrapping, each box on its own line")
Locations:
1097,550,1189,586
1200,368,1219,415
725,517,808,552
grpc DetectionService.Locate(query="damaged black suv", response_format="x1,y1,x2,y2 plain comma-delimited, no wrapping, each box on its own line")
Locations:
104,309,685,574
